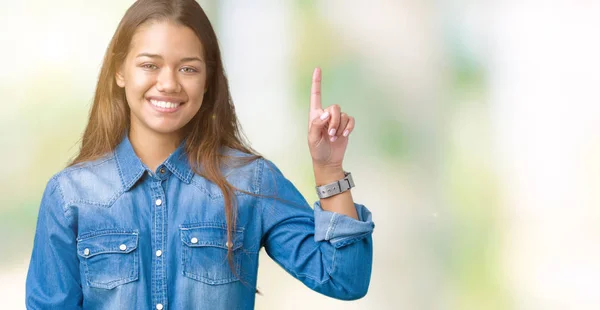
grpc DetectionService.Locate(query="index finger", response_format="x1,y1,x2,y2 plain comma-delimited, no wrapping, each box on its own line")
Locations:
310,67,322,111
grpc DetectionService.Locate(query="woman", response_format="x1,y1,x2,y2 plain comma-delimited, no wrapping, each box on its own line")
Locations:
25,0,374,309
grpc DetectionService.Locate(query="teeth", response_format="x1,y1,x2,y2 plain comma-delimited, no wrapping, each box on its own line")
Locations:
150,99,181,109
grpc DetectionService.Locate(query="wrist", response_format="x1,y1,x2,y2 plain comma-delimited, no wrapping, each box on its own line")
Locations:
312,163,345,186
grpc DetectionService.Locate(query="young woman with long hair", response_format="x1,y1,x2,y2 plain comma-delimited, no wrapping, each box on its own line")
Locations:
25,1,374,309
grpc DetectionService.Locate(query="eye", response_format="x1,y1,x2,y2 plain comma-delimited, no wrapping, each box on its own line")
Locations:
180,67,198,73
141,63,158,70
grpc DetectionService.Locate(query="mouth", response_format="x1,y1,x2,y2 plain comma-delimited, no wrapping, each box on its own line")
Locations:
146,98,185,113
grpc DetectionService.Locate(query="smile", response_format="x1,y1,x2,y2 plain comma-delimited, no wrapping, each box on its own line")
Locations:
147,99,184,113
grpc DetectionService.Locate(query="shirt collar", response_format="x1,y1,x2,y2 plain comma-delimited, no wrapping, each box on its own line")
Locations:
163,138,194,184
114,133,194,191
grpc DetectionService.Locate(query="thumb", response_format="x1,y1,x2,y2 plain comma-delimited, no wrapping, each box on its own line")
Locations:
308,110,330,143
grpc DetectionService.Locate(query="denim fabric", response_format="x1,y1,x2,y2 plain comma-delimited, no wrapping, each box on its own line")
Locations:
25,135,375,309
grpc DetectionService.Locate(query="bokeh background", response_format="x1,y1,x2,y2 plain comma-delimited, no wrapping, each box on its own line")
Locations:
2,0,600,309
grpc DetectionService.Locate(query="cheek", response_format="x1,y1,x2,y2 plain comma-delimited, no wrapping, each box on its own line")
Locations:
182,79,207,103
126,70,155,96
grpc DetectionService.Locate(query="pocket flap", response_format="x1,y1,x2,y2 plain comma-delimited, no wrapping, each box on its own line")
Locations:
180,224,243,250
77,232,139,258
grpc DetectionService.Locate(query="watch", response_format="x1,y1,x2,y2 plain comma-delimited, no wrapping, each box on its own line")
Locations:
315,171,355,199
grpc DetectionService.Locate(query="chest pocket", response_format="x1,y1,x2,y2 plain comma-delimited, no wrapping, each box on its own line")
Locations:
76,230,139,289
180,223,244,285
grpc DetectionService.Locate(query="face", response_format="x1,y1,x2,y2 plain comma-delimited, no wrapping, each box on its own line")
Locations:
116,20,207,140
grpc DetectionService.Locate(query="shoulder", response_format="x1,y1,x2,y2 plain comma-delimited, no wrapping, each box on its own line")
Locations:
187,147,263,197
254,156,297,197
187,146,287,198
50,152,123,206
222,149,287,189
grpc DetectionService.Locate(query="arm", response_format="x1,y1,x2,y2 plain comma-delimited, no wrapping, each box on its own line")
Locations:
26,177,83,309
259,159,375,300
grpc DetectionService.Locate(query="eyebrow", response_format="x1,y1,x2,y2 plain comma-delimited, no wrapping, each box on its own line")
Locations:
136,53,204,63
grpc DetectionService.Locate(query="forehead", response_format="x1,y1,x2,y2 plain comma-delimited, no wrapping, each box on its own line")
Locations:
129,20,203,58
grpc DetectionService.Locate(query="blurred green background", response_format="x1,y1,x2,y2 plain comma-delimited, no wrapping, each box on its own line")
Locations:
3,1,600,309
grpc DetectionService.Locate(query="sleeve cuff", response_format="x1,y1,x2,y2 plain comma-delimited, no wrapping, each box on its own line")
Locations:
313,201,375,248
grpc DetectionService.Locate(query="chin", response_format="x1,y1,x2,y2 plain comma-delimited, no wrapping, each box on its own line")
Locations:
144,122,186,135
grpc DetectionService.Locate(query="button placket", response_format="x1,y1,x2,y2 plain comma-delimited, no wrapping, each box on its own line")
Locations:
150,179,168,309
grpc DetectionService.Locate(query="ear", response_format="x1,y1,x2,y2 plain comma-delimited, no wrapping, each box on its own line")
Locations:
115,66,125,88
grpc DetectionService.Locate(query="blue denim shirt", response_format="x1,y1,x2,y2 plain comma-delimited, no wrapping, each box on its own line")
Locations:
25,135,375,309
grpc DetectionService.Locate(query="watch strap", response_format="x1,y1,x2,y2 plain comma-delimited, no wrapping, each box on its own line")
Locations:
315,171,354,199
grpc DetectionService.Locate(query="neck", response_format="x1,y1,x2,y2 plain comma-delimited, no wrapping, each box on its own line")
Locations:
128,126,182,172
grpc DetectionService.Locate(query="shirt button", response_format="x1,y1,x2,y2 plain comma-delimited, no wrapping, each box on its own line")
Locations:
226,241,231,248
156,304,164,310
160,167,166,174
119,244,127,251
155,199,162,206
191,237,198,244
84,248,90,255
156,250,162,257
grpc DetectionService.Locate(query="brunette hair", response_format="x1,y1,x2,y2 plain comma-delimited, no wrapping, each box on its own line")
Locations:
70,0,265,293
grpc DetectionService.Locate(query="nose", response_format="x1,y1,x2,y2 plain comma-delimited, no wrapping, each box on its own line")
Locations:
156,68,181,93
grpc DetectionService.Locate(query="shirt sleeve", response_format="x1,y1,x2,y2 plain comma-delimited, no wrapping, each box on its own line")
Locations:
258,158,375,300
313,200,374,248
26,176,83,309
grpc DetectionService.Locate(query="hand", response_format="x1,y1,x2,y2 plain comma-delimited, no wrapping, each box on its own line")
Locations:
307,67,355,169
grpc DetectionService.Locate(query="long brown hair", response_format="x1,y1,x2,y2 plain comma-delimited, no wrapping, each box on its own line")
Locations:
70,0,264,293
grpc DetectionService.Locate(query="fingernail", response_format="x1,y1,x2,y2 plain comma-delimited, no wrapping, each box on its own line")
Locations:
330,136,337,142
329,128,336,136
343,130,349,137
320,111,330,120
